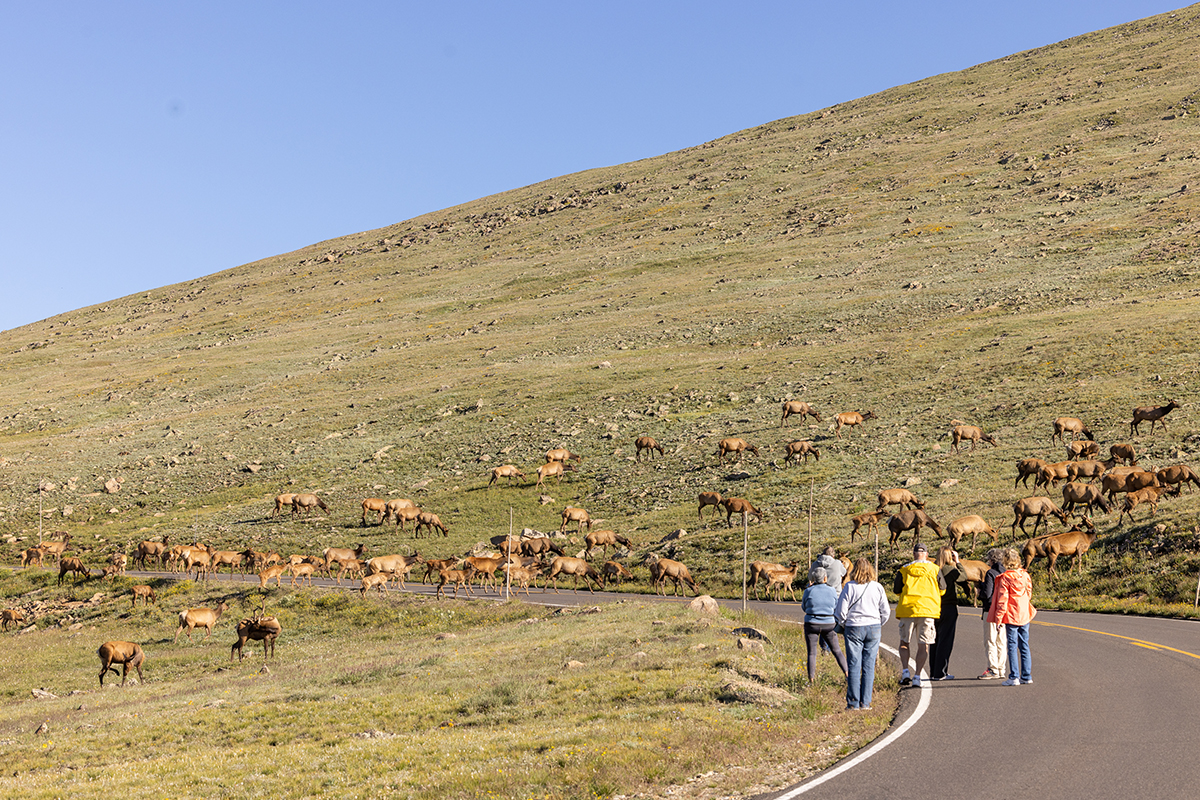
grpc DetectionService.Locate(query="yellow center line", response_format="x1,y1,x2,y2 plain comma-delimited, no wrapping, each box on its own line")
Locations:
1034,620,1200,660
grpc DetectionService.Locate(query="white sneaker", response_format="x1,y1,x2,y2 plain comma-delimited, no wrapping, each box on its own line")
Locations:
911,675,922,688
1001,678,1020,686
1022,678,1033,685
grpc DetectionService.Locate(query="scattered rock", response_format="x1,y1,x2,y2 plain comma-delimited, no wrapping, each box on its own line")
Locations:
435,632,458,641
938,479,959,489
720,675,793,707
737,637,765,653
103,478,121,494
31,688,57,700
687,595,720,615
904,477,922,487
564,660,586,670
34,721,49,735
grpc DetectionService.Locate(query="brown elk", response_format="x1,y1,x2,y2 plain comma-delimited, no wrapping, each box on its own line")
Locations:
647,556,699,597
361,498,388,526
130,585,157,607
323,543,367,576
291,493,329,518
635,436,665,460
584,530,632,561
1130,400,1180,436
1035,461,1074,491
231,614,282,662
20,547,47,568
1109,443,1138,466
1118,485,1172,525
1061,481,1113,517
697,491,722,525
721,497,763,528
385,498,417,523
535,461,573,488
365,552,423,589
519,537,564,558
781,401,822,427
272,493,297,518
98,641,145,687
38,532,71,564
488,465,525,487
1011,497,1069,538
175,601,229,643
133,534,171,569
547,557,601,593
436,564,476,599
945,515,998,551
834,410,876,439
57,557,89,585
415,511,449,538
1065,440,1100,461
560,506,593,533
783,440,820,465
951,424,997,454
545,448,582,464
887,510,942,546
1015,458,1048,489
599,560,633,588
876,488,924,512
1051,417,1093,445
1156,465,1200,494
849,511,887,543
716,437,759,465
1102,469,1158,500
748,560,793,600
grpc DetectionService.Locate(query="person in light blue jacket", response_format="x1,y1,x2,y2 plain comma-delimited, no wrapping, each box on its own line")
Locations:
802,567,848,684
834,558,892,710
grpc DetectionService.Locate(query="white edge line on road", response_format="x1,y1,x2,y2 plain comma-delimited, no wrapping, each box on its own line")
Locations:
772,643,931,799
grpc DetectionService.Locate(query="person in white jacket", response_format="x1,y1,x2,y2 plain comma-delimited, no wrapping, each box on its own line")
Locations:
834,558,892,710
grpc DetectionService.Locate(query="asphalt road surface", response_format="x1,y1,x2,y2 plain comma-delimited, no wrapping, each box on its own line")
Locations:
125,570,1200,798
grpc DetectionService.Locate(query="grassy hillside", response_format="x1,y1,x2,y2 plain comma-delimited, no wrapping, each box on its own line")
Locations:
4,5,1200,605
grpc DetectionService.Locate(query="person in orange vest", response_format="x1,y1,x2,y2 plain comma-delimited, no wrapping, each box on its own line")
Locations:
892,542,946,688
988,547,1036,686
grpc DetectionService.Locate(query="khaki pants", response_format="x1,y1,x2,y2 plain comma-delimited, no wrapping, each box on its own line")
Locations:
985,620,1008,675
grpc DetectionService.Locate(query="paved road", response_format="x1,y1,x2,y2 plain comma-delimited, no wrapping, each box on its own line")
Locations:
760,610,1200,799
128,570,1200,798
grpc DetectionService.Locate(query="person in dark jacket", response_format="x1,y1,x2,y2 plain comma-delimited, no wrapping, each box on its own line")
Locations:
929,546,963,680
978,548,1008,680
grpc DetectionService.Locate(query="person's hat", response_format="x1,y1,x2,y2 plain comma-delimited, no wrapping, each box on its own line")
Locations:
913,543,928,553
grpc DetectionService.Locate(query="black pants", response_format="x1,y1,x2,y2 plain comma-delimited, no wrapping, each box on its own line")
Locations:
930,607,958,679
804,621,848,682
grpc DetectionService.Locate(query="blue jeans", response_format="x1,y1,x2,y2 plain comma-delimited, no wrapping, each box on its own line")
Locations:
1005,623,1032,683
843,624,882,708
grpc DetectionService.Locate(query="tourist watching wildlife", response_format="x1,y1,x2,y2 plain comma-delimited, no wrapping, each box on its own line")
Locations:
834,558,890,710
893,542,946,688
929,546,964,681
988,547,1035,686
813,545,846,593
802,566,848,685
978,548,1009,680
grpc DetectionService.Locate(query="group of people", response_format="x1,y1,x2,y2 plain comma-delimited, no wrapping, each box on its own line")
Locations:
800,541,1036,711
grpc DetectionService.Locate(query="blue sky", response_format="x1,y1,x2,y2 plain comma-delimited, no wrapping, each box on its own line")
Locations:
0,1,1184,332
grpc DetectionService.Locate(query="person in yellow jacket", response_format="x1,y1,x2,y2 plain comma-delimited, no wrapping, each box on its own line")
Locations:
892,543,946,688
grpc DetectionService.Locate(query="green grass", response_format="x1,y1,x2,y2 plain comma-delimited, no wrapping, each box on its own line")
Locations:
0,580,894,799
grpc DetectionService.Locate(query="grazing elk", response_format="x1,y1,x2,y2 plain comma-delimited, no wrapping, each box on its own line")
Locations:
535,461,573,488
1051,417,1093,446
1015,458,1048,489
560,506,593,533
1109,443,1138,466
887,510,942,546
584,530,632,561
547,557,601,593
98,641,145,687
945,515,999,551
634,436,665,461
1130,400,1180,436
488,465,525,487
716,437,759,465
1011,497,1069,538
721,497,763,527
781,401,822,427
783,440,820,465
1061,482,1113,517
291,493,329,518
545,448,582,465
950,424,997,453
647,555,699,597
1156,465,1200,494
414,512,449,538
